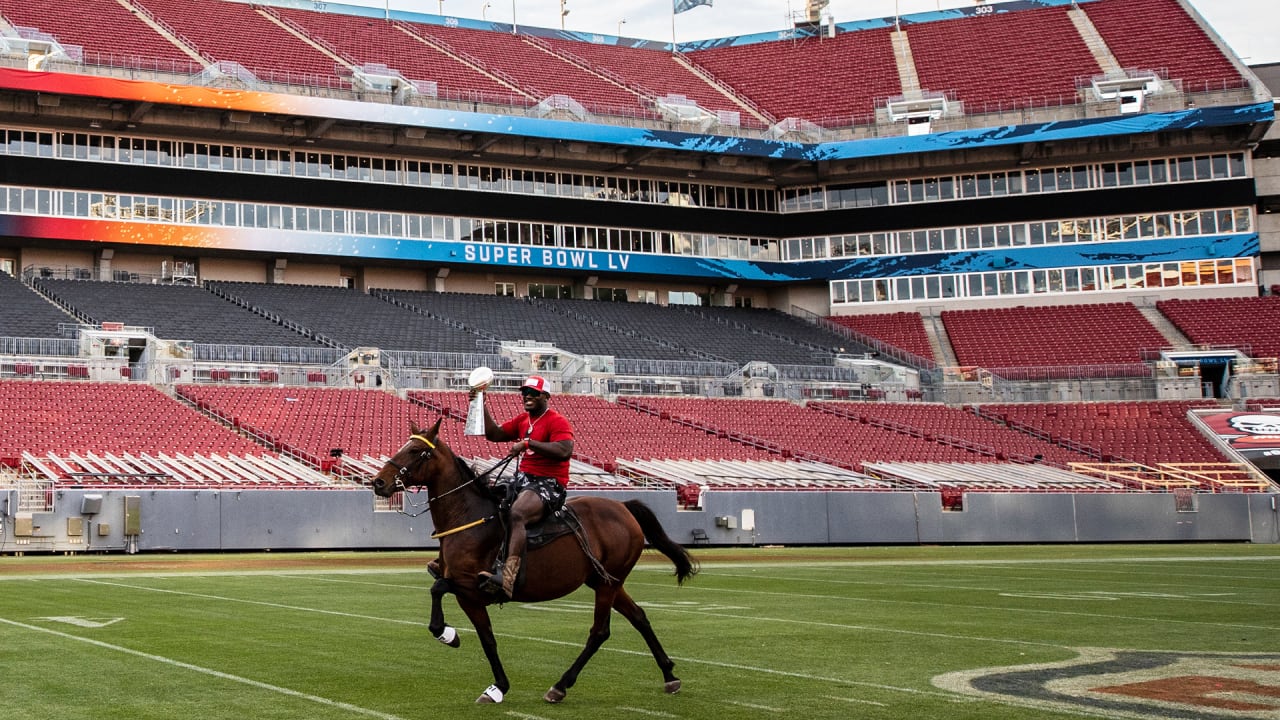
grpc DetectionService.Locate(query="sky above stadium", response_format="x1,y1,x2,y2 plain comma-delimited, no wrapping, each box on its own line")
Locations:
344,0,1278,65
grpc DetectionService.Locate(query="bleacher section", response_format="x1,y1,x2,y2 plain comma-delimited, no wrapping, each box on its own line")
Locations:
811,401,1096,465
206,282,491,356
0,379,326,486
686,29,902,125
397,19,645,114
826,312,936,364
864,461,1126,492
906,4,1100,111
32,279,325,347
374,290,697,362
176,384,427,469
134,0,345,85
1157,296,1280,359
624,396,1004,471
0,272,77,340
1084,0,1245,94
545,298,836,366
539,38,755,124
941,303,1167,376
0,0,195,69
272,8,521,103
980,400,1225,466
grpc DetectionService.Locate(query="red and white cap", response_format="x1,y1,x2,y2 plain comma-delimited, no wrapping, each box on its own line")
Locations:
521,375,549,394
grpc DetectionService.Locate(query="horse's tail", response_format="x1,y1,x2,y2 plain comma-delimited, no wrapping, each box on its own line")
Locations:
624,500,700,585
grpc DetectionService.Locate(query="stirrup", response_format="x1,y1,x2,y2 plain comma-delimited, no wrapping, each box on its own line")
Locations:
477,570,504,596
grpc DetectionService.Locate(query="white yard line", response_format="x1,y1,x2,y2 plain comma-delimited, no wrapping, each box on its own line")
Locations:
0,616,409,720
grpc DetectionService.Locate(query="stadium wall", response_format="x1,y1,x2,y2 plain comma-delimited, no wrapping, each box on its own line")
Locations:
2,488,1274,554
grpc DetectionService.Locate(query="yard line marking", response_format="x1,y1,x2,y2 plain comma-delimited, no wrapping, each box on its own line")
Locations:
822,695,889,707
0,616,408,720
629,581,1280,633
616,706,679,717
66,578,967,702
725,699,785,711
504,712,553,720
706,570,1277,608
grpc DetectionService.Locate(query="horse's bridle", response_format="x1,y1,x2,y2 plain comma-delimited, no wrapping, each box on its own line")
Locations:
382,433,514,524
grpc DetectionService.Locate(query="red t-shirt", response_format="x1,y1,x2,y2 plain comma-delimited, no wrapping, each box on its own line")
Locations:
501,408,574,486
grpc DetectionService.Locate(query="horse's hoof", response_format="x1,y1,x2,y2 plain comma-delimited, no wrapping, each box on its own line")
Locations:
544,686,566,704
435,626,460,648
477,685,504,703
664,679,682,694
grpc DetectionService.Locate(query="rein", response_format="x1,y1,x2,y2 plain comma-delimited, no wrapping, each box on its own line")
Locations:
385,435,519,538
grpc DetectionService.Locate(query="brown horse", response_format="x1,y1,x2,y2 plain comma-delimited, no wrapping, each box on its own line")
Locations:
371,419,698,704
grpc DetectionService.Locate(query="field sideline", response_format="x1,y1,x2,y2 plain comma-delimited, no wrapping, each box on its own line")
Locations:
2,544,1278,720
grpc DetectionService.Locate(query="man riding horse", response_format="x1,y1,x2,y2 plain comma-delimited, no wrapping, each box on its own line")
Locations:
468,374,575,600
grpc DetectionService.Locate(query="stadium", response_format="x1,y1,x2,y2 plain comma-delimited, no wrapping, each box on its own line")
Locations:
0,0,1279,553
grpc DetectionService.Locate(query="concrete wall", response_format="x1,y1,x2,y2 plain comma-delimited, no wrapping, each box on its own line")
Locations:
3,488,1275,554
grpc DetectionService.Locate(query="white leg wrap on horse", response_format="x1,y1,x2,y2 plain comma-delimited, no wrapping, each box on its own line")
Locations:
436,626,457,645
482,685,504,703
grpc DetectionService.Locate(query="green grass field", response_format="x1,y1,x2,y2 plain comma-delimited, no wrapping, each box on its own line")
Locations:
2,544,1279,720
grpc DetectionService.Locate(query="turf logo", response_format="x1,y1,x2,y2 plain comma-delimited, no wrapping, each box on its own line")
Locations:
933,647,1280,719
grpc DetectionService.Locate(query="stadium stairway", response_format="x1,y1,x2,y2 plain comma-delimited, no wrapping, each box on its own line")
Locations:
1137,304,1192,347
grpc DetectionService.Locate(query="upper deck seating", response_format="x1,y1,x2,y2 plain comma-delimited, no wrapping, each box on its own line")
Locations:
905,4,1100,111
826,312,936,364
32,279,323,347
685,28,901,125
272,8,520,102
1157,296,1280,359
981,400,1226,466
136,0,345,84
396,20,645,113
544,298,836,366
941,303,1166,375
374,290,689,362
1084,0,1245,93
539,38,753,123
206,282,492,356
0,0,195,69
0,272,77,340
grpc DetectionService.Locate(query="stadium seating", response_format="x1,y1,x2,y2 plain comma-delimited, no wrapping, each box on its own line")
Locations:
1157,296,1280,359
538,38,758,124
135,0,345,84
32,279,325,347
177,384,428,468
206,282,490,355
685,28,902,125
0,272,78,340
905,4,1100,112
812,401,1095,465
396,19,646,114
272,8,522,103
826,312,936,364
0,379,327,485
941,303,1168,375
980,400,1226,466
0,0,195,69
1084,0,1245,94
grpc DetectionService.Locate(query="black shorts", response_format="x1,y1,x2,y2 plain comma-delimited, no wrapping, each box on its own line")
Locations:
512,472,567,514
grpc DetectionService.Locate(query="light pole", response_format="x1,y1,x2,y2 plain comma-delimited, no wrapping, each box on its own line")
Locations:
559,0,568,29
481,1,490,20
617,17,627,36
437,0,443,15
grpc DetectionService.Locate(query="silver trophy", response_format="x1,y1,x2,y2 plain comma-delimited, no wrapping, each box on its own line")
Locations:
464,366,493,436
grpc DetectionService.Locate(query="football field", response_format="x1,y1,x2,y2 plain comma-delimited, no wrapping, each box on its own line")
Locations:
2,544,1278,720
